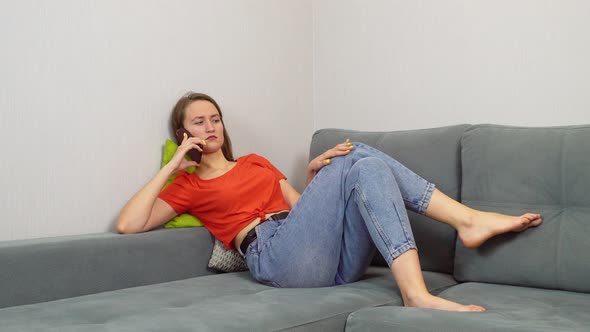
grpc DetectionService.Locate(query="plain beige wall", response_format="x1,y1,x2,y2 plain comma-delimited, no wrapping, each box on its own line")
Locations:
313,0,590,131
0,0,312,241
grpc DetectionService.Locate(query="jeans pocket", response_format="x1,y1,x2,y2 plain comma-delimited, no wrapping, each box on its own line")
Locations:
245,243,282,288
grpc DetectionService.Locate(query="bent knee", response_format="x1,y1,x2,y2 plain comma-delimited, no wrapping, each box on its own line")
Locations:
352,157,389,173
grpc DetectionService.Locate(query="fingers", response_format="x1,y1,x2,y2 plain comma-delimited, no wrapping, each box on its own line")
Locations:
182,133,205,151
311,139,356,173
331,138,355,156
321,138,355,165
186,140,204,152
338,138,354,151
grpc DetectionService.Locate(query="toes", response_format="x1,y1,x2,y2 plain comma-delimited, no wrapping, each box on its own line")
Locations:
468,305,486,312
519,216,532,227
523,213,543,227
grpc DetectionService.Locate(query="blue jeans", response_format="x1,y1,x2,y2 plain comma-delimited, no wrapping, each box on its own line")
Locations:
245,143,435,288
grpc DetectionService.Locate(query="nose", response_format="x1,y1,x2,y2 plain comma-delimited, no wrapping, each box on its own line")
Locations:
205,120,215,132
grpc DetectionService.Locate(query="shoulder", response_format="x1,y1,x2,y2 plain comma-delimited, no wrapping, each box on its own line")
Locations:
175,170,192,180
239,154,286,180
239,153,271,165
166,170,196,187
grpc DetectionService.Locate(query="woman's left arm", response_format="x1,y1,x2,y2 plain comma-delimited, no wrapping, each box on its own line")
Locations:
279,139,354,209
279,179,301,209
306,139,354,185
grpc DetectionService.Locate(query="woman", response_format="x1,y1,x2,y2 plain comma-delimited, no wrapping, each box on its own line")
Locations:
117,92,542,312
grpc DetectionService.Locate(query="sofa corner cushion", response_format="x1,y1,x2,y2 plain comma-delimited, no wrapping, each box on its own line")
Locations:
455,124,590,292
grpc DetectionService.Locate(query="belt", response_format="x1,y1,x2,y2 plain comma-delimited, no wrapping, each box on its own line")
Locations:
239,211,289,256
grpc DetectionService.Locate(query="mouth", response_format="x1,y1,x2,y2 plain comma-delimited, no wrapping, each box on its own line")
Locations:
206,135,217,141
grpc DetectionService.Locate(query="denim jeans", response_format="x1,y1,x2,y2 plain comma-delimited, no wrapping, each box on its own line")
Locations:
245,143,435,288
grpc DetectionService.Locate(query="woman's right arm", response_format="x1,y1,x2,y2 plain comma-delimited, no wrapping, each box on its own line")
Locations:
116,133,203,234
116,164,178,234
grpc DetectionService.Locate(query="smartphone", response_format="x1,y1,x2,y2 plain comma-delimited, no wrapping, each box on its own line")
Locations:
175,128,204,163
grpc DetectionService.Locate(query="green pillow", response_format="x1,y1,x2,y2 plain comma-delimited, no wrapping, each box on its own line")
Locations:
161,139,203,228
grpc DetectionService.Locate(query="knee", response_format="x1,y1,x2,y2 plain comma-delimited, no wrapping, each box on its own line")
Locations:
350,157,400,187
352,157,389,174
347,142,398,164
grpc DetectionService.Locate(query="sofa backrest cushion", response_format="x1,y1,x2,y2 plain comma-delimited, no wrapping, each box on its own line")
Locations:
0,228,214,309
310,125,469,274
455,124,590,292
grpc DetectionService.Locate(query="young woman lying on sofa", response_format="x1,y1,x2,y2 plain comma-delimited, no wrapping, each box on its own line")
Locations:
116,92,542,312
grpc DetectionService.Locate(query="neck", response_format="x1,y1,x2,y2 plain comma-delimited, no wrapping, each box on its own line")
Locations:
199,150,230,170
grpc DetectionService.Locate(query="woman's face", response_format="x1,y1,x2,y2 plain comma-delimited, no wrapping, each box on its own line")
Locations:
182,100,225,153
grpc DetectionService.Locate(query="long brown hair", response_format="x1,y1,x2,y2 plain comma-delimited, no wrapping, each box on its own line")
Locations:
170,92,234,161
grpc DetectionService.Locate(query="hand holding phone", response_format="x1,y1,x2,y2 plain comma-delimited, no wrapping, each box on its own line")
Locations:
175,128,204,164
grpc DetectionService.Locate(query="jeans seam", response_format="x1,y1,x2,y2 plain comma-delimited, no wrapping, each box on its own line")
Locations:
356,166,417,266
360,142,432,215
356,183,397,262
389,184,417,255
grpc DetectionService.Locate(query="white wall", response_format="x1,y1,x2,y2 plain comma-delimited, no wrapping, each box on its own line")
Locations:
314,0,590,131
3,0,589,242
0,0,312,241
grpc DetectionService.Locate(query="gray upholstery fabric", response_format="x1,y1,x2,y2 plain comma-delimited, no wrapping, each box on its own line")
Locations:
0,228,214,308
310,125,469,274
345,282,590,332
5,124,589,331
0,267,456,332
455,124,590,292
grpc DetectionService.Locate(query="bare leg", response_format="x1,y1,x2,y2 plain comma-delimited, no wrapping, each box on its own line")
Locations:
425,189,543,248
391,249,485,312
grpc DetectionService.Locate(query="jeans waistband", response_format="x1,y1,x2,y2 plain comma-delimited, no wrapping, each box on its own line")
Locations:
239,211,289,256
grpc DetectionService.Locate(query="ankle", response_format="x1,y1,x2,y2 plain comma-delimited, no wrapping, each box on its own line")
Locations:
402,291,432,308
461,209,479,230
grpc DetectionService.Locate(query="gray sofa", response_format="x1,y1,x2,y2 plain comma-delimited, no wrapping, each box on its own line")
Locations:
1,124,589,331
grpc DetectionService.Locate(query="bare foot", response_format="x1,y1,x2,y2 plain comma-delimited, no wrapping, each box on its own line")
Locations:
405,293,486,312
459,211,543,249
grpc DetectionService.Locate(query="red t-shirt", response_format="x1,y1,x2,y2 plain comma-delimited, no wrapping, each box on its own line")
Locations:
158,154,290,249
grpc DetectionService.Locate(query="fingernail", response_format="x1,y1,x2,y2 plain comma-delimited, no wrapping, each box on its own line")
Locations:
325,159,331,165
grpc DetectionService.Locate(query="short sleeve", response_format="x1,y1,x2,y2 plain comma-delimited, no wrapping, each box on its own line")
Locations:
251,154,287,181
158,171,193,215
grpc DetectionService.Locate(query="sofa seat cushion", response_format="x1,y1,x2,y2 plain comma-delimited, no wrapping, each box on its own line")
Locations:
0,268,456,332
345,282,590,332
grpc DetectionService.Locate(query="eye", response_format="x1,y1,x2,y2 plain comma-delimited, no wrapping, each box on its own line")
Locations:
194,121,204,125
214,119,221,123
